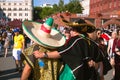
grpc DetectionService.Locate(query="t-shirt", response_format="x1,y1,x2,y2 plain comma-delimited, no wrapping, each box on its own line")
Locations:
14,34,24,49
7,32,12,41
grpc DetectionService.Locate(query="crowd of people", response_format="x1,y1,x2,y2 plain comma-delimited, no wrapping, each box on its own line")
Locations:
0,17,120,80
0,26,30,72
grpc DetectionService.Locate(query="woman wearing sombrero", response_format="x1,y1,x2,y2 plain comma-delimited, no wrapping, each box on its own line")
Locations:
21,18,66,80
32,18,104,80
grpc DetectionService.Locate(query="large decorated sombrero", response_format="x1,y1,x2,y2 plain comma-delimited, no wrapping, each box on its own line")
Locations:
22,18,66,49
60,15,96,33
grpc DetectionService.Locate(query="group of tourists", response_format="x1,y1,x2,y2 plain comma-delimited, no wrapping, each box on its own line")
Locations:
12,16,119,80
1,16,120,80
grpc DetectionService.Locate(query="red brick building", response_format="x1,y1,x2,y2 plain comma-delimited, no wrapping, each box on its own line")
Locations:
52,0,120,30
89,0,120,29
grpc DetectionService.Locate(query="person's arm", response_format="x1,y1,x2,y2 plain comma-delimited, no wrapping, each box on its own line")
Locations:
107,40,111,54
112,39,117,53
21,35,25,52
22,41,25,51
33,50,61,59
21,63,31,80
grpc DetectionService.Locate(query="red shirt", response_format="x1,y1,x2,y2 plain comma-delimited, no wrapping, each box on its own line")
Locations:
112,38,120,53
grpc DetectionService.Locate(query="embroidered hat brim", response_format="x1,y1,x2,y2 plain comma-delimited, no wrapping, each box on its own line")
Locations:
22,20,66,49
62,18,96,33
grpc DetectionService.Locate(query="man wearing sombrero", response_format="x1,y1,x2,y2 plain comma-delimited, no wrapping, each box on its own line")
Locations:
32,18,104,80
21,18,66,80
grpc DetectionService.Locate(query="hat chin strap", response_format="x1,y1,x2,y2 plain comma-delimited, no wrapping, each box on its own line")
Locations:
41,24,51,33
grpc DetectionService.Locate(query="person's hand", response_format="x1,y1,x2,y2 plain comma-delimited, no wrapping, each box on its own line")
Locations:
115,47,120,55
33,50,44,58
110,58,115,66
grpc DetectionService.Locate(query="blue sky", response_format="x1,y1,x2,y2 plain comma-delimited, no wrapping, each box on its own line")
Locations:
33,0,70,6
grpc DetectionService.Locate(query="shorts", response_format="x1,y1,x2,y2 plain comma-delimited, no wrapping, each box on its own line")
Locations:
12,49,22,60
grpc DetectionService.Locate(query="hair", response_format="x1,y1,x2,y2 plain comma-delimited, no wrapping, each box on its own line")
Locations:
70,27,83,33
2,32,7,38
117,29,120,35
64,27,70,33
97,37,104,44
96,28,102,33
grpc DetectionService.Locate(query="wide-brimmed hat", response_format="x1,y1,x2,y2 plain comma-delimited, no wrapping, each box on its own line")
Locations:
60,15,95,33
22,18,66,49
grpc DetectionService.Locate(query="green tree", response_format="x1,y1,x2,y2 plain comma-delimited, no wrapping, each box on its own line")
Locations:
33,7,42,20
33,0,84,19
58,0,65,12
65,0,84,13
52,4,59,13
39,7,54,19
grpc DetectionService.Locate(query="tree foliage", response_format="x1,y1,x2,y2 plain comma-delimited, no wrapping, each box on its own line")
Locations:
40,7,54,19
58,0,65,12
33,7,42,20
65,0,84,13
33,0,84,19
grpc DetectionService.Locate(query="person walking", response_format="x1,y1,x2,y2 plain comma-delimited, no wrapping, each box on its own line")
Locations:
7,29,13,49
12,28,25,72
107,31,117,80
112,29,120,80
3,32,10,58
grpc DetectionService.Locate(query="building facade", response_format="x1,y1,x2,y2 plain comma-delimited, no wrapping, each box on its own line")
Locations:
89,0,120,29
80,0,90,15
41,3,53,8
90,0,120,17
0,0,33,21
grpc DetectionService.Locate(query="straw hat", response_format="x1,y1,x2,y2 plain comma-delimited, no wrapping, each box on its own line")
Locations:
60,15,96,33
22,18,66,49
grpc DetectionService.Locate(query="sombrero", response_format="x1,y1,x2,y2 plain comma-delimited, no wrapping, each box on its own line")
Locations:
68,19,96,33
22,18,66,49
60,15,96,33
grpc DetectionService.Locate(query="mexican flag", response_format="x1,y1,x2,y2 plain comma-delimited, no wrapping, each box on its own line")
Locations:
59,64,76,80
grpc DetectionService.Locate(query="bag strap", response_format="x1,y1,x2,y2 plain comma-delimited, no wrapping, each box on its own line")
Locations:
72,63,83,72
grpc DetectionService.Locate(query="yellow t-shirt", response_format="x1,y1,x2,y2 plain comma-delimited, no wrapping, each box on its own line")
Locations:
14,34,24,49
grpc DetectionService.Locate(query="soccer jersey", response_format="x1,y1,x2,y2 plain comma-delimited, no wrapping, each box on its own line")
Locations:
14,34,24,49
